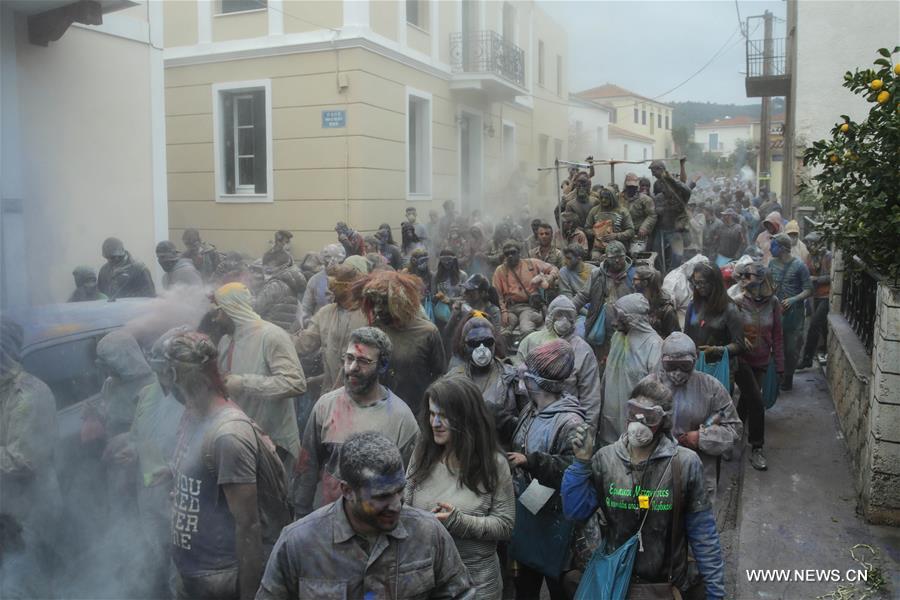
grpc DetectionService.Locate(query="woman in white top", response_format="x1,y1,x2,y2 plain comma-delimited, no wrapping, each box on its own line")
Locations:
405,375,516,599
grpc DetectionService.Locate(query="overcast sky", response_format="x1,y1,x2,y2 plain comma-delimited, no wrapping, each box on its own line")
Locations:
538,0,787,105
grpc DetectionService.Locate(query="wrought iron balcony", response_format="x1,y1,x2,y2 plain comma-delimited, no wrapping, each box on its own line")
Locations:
745,37,790,97
450,30,525,89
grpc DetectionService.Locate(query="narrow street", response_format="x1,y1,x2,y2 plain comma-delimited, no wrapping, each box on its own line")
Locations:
723,367,900,599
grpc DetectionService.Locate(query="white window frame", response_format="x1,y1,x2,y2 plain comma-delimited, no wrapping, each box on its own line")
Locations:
216,0,268,16
405,0,429,31
502,120,516,167
406,87,433,200
212,79,274,203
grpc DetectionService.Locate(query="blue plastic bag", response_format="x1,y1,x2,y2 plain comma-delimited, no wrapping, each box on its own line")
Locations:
696,347,730,391
586,305,607,346
433,300,452,323
574,532,640,600
763,356,779,409
423,296,435,323
509,499,575,579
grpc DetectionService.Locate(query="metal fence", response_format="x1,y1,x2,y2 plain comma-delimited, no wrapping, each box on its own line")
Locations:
746,37,787,78
450,30,525,88
841,258,879,354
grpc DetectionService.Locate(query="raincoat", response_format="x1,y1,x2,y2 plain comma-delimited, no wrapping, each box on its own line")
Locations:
642,333,742,504
95,331,157,436
294,303,368,394
216,284,306,462
161,258,203,290
517,296,602,427
600,295,663,446
662,254,710,327
255,265,307,331
131,381,184,488
0,366,62,548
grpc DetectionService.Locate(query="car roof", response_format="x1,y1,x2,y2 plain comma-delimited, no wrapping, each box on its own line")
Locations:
8,298,156,348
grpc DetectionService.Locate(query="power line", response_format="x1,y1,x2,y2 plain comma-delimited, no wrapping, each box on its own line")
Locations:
734,0,747,38
651,25,741,100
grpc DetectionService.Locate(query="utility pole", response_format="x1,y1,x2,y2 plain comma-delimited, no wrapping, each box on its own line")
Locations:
758,10,773,197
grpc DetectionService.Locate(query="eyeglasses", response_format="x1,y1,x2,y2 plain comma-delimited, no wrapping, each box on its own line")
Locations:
466,338,495,349
343,353,375,367
504,250,518,257
662,359,695,373
626,399,667,427
689,278,710,289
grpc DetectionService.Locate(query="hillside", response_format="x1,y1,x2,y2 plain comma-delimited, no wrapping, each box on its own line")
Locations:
671,98,785,132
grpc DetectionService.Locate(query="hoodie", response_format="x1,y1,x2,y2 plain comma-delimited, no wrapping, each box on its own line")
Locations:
162,258,203,290
96,330,156,435
512,392,585,491
517,296,603,427
756,211,783,265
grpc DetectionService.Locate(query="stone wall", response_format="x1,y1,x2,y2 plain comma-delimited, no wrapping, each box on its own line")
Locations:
827,252,900,525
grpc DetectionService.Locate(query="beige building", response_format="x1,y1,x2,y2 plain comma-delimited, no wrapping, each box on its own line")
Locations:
1,0,167,307
574,83,675,162
163,0,569,259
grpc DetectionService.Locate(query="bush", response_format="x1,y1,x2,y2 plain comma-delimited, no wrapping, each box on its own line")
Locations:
802,47,900,282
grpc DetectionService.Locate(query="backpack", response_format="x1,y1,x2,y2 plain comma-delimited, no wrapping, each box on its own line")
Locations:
202,407,292,541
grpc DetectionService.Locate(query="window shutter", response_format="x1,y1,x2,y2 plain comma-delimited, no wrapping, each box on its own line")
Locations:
252,89,267,194
223,93,235,194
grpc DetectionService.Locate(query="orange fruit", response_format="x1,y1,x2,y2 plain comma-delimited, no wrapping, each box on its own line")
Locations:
840,123,849,132
895,63,900,75
829,154,839,164
870,79,884,91
877,90,891,104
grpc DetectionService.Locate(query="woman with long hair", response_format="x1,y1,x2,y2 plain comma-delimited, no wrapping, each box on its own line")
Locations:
683,262,745,382
405,375,515,600
632,265,680,338
433,249,468,339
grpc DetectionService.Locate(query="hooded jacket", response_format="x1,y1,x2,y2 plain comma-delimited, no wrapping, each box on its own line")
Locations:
641,333,742,503
215,283,306,461
600,295,663,445
98,252,156,299
255,265,308,331
517,296,603,427
95,330,157,436
756,211,783,265
512,392,585,491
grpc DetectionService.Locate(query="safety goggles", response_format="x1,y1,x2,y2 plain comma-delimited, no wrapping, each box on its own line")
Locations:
504,250,519,257
466,338,495,349
662,359,695,373
625,399,667,428
688,278,711,290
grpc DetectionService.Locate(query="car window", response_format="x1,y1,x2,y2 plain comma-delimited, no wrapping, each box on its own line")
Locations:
22,335,106,410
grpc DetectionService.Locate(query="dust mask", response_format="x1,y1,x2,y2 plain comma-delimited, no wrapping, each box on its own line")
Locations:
471,344,493,368
553,318,574,338
627,421,654,447
666,370,691,386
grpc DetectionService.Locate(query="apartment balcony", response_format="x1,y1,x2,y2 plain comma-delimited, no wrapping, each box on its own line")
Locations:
449,30,527,101
745,37,790,97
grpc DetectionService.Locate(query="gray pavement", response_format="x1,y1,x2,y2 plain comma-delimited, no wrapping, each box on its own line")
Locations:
732,366,900,599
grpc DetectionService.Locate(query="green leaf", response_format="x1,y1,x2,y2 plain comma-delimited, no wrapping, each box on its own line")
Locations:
878,48,891,58
875,58,890,67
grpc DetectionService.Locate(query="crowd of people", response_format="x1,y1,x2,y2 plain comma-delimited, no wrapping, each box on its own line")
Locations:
0,157,834,600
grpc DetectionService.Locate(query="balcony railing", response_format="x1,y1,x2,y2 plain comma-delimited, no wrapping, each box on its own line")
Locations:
746,37,787,78
450,30,525,88
841,257,879,355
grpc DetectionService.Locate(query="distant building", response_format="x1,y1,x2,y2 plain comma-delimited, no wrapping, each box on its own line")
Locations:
567,95,612,184
162,0,570,258
606,125,655,186
692,114,785,155
573,83,675,161
1,0,167,307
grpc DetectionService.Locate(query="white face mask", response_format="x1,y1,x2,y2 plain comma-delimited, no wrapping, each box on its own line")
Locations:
627,421,654,447
665,369,691,387
553,317,574,338
471,344,493,368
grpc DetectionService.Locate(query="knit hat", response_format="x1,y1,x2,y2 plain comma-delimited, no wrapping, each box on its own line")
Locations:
773,233,793,249
525,339,575,392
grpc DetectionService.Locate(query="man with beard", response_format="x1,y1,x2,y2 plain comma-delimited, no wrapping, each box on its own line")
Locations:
524,218,544,253
294,328,418,518
259,432,473,599
638,333,742,505
164,331,274,600
563,172,598,230
97,237,156,299
360,271,446,415
492,240,559,338
68,266,107,302
527,222,563,269
562,380,726,599
586,188,634,262
210,283,306,500
555,211,589,253
621,172,657,249
155,241,203,290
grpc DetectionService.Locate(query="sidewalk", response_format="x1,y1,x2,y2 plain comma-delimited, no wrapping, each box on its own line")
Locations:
733,367,900,599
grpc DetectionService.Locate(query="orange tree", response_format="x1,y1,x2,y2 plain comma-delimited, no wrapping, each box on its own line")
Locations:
803,47,900,281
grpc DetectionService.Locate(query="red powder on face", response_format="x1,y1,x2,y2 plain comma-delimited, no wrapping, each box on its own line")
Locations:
353,343,366,356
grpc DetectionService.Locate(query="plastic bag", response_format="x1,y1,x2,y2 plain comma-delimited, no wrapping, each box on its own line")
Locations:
574,532,640,600
696,347,730,391
763,356,779,409
423,296,435,322
586,305,607,346
662,254,709,325
433,300,452,323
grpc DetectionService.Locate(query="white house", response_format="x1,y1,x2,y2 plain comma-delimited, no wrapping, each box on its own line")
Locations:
568,94,612,167
1,0,167,307
606,125,654,187
693,114,785,155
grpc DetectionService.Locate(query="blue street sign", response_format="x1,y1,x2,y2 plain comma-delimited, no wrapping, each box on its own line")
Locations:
322,110,346,128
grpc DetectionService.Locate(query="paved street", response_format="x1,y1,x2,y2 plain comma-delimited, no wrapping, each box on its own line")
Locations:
730,367,900,599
